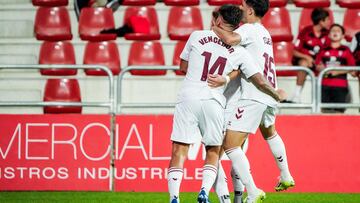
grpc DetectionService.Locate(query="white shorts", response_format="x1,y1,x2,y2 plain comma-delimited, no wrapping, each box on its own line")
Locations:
226,99,276,134
171,99,225,146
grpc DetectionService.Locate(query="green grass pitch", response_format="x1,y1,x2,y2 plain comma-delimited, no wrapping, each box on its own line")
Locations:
1,192,360,203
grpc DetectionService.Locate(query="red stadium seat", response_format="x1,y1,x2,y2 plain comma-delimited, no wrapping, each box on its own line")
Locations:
32,0,68,6
164,0,199,6
298,8,334,33
269,0,287,7
343,9,360,42
39,41,77,75
167,6,203,40
293,0,330,8
262,7,293,42
273,41,297,76
122,0,156,6
173,41,186,75
128,41,166,75
34,6,72,41
336,0,360,8
79,7,117,41
123,7,161,40
207,0,241,6
83,41,121,76
43,79,82,114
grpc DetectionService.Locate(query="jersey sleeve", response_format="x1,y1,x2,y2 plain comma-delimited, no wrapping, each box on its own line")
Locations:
294,29,307,53
345,48,356,66
234,24,253,46
233,49,260,79
180,31,198,61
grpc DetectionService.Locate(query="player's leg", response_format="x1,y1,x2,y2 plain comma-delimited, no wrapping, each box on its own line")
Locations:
231,138,248,203
291,59,311,103
198,145,221,203
225,100,267,202
321,85,334,113
332,87,349,113
197,99,224,203
259,107,294,191
169,101,200,203
213,150,231,203
223,130,265,203
168,142,190,203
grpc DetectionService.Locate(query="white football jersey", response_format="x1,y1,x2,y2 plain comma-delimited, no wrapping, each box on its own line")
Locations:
178,30,259,108
234,23,278,107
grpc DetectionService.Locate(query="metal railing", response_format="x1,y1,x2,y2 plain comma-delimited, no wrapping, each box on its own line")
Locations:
316,66,360,113
276,66,317,112
117,65,318,112
117,65,179,113
0,64,115,113
0,64,117,191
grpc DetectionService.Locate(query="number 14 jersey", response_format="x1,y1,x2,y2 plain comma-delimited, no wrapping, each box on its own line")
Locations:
177,30,260,108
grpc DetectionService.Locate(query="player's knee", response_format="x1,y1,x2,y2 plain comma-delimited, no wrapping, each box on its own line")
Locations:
206,146,220,156
171,143,188,161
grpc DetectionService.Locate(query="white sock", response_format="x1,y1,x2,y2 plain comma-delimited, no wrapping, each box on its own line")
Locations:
214,161,231,203
231,168,245,203
225,147,258,197
291,85,303,102
201,164,218,195
242,138,249,153
168,167,183,202
266,133,292,181
231,137,248,203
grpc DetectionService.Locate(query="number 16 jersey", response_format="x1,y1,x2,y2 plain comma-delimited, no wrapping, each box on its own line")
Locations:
177,30,260,108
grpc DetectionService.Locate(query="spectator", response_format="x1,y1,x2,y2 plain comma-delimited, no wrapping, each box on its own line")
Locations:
290,8,331,103
315,24,356,113
350,32,360,65
74,0,122,20
350,31,360,111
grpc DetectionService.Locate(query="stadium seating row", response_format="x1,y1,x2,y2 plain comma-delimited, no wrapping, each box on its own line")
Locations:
40,39,294,114
34,6,360,42
31,0,360,8
38,40,295,76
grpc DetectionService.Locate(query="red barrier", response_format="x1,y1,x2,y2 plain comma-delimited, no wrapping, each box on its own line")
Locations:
0,114,359,192
0,115,111,191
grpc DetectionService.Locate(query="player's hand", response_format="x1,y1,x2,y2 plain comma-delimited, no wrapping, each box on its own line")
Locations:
327,70,336,77
207,74,226,88
276,89,287,102
350,71,360,78
305,56,314,65
316,63,325,72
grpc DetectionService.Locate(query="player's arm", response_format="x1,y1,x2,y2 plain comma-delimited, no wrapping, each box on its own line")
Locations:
293,49,312,61
212,25,241,46
328,50,356,76
207,70,240,88
179,59,188,74
249,73,285,102
293,32,314,63
178,31,197,74
239,50,286,102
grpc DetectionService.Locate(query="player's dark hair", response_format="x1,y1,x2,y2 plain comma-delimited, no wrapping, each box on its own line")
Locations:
330,23,345,34
244,0,269,18
212,10,219,19
218,4,242,29
311,8,329,25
